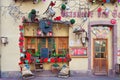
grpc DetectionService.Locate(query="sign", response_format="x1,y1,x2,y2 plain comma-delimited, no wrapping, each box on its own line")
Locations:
70,47,87,56
41,48,49,58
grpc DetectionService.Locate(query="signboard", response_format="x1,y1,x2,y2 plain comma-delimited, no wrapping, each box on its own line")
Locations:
41,48,49,58
70,47,87,57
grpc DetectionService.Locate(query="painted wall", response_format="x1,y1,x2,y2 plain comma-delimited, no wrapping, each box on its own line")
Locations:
70,58,88,71
0,0,120,76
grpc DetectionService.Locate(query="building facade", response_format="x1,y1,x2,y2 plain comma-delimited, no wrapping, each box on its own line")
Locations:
0,0,120,78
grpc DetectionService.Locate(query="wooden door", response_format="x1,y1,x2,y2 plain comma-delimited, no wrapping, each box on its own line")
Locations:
93,39,108,75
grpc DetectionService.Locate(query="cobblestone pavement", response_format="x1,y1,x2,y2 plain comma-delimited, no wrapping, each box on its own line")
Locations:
0,76,120,80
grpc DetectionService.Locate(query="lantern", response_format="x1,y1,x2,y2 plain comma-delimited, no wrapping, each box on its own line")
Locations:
1,37,8,46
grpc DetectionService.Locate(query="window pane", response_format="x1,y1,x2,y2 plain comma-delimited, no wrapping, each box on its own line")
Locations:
48,38,55,51
58,38,68,54
39,38,46,48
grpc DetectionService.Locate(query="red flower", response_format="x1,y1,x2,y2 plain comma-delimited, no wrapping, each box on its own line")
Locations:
40,59,43,63
20,32,23,36
63,58,67,62
25,52,32,63
50,58,55,63
103,0,106,3
19,36,24,41
19,25,23,30
20,49,23,53
57,58,62,62
19,42,23,47
43,58,48,62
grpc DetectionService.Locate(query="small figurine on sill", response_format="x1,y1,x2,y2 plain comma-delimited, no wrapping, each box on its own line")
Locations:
28,9,39,22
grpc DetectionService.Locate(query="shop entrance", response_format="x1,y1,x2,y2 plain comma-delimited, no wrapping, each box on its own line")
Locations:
93,39,108,75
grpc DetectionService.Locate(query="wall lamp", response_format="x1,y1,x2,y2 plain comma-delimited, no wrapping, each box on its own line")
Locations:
0,37,8,46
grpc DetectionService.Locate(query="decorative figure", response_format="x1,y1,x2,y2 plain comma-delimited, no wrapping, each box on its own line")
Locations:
28,9,37,22
43,1,56,19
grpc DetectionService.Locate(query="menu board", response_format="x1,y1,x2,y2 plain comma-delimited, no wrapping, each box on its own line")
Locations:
70,47,87,57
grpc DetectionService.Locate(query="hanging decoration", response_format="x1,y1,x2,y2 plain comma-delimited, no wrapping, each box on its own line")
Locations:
61,4,66,10
97,7,102,17
43,1,56,19
18,25,24,53
91,26,111,38
102,8,109,17
110,19,116,24
73,26,88,46
39,19,53,35
70,19,75,25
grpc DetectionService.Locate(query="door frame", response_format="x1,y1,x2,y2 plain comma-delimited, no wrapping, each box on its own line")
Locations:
88,20,117,76
93,38,108,75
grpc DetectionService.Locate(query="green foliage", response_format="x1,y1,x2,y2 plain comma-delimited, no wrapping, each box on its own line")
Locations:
33,51,40,57
52,63,59,67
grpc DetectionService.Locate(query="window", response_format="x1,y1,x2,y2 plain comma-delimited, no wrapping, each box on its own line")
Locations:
25,37,68,56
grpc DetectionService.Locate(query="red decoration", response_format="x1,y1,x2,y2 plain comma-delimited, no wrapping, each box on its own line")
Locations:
103,0,106,3
50,1,56,7
63,58,67,62
19,36,24,41
50,58,55,63
19,62,24,65
40,59,43,63
19,25,23,30
57,58,62,62
109,26,113,31
20,32,23,36
54,16,61,21
37,29,41,35
110,19,116,24
25,52,32,63
97,7,102,12
19,42,23,46
20,49,23,53
49,31,53,36
43,58,48,62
